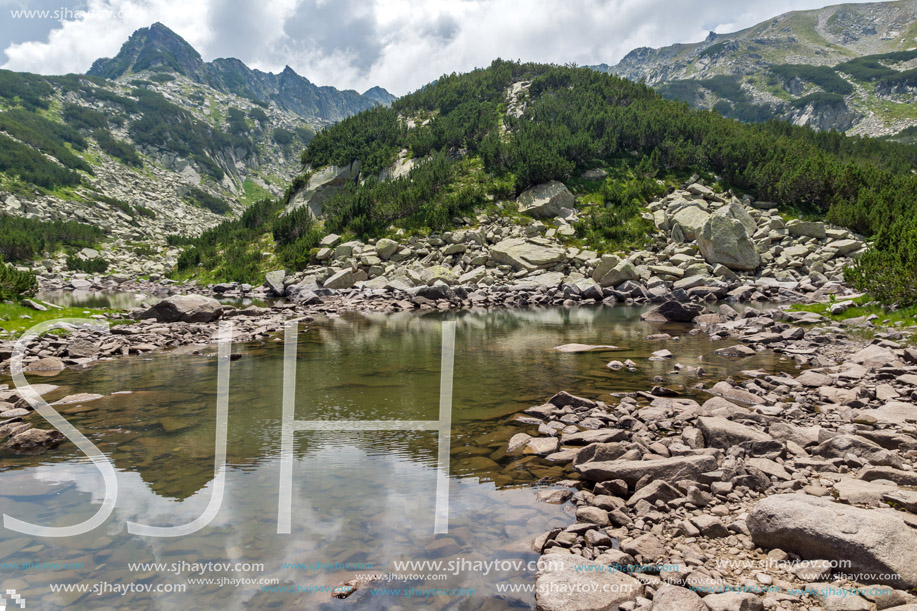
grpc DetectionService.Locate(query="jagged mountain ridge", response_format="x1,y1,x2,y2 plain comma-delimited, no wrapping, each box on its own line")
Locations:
88,23,395,123
0,23,395,278
596,0,917,137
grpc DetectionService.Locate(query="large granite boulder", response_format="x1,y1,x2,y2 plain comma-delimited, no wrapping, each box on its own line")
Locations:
671,206,710,241
713,200,757,237
140,295,223,323
264,270,286,295
517,181,575,219
696,215,760,271
490,238,566,271
747,494,917,588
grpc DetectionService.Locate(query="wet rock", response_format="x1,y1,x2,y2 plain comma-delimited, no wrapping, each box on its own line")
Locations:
140,295,223,323
653,301,705,323
4,429,64,454
23,357,65,372
713,344,755,358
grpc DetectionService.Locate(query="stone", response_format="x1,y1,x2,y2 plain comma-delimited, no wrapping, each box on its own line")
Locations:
671,207,710,241
517,181,575,219
4,429,64,454
697,216,760,271
324,269,356,290
620,533,664,562
596,260,638,287
797,370,833,387
702,592,764,611
850,345,900,369
577,455,718,486
24,357,65,372
575,506,610,526
626,480,682,507
375,238,398,260
713,345,755,358
534,553,643,611
490,238,566,271
747,494,917,588
526,437,559,456
264,270,286,295
812,434,903,468
697,416,772,448
653,301,705,323
714,200,757,237
140,295,223,323
650,585,707,610
786,219,826,239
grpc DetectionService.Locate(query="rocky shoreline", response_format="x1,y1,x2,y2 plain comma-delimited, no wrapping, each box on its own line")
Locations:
517,304,917,611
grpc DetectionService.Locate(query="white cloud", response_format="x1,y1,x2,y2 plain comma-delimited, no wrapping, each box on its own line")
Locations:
0,0,888,94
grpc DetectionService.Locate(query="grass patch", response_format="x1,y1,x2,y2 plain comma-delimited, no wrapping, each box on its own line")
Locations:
0,303,125,335
241,178,272,205
788,295,917,329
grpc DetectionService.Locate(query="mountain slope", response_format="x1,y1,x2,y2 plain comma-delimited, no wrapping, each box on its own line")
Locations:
599,0,917,136
174,60,917,305
0,24,394,278
88,23,395,124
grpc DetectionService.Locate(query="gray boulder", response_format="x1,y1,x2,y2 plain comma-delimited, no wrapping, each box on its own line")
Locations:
697,417,772,449
140,295,223,323
703,592,764,611
671,206,710,241
324,269,356,290
651,585,707,611
747,494,917,588
697,216,760,271
786,219,826,239
264,270,286,295
517,181,575,219
490,238,566,271
713,200,757,237
535,553,643,611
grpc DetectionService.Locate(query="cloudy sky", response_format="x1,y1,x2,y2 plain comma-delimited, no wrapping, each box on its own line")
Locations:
0,0,881,95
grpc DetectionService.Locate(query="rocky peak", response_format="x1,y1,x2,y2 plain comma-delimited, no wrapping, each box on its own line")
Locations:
89,22,204,81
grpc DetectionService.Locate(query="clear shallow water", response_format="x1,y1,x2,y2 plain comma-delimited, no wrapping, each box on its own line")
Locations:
35,290,266,310
0,306,794,610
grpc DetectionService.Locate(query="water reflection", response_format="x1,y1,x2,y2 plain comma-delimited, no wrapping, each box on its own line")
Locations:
0,306,795,609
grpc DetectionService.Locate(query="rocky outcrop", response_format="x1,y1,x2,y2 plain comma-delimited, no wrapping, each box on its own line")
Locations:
489,238,566,271
285,161,362,218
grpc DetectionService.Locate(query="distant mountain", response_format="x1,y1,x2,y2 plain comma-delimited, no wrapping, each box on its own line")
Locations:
597,0,917,137
0,23,395,277
88,23,394,123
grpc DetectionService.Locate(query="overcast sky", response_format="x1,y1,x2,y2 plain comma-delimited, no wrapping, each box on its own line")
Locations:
0,0,882,95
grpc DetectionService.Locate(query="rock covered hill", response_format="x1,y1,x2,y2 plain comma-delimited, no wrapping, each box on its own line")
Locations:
173,60,916,306
596,0,917,137
0,23,393,277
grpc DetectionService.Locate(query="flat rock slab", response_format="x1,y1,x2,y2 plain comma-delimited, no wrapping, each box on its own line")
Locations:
576,455,718,486
553,344,621,353
747,494,917,589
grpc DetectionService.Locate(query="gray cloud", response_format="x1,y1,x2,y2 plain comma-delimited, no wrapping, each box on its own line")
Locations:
0,0,888,94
